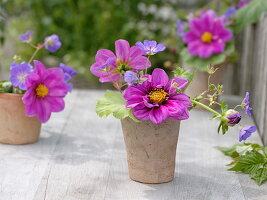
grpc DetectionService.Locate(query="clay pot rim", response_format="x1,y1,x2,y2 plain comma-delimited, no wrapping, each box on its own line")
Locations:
0,92,24,98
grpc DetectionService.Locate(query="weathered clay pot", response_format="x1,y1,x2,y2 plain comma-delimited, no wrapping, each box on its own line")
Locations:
121,117,180,184
185,62,227,107
0,93,41,145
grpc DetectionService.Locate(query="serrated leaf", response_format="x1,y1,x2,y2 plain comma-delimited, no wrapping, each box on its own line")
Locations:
235,0,267,32
250,167,267,185
96,90,132,120
228,152,265,174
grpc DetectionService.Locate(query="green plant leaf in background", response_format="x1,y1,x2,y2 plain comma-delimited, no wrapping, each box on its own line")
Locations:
235,0,267,32
181,42,235,71
217,143,267,185
96,90,139,122
0,81,13,93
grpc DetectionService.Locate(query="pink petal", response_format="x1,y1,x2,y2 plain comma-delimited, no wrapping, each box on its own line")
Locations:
46,96,65,112
35,99,52,123
129,46,145,58
149,106,169,124
95,49,116,63
33,60,46,76
132,106,150,121
151,68,169,88
129,56,151,70
115,40,130,63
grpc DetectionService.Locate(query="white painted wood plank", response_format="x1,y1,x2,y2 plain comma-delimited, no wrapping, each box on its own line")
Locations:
0,91,78,200
34,90,120,200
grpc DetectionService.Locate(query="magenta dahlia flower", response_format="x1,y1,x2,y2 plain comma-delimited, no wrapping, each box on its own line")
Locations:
22,60,68,123
184,10,233,58
90,39,151,83
123,68,192,124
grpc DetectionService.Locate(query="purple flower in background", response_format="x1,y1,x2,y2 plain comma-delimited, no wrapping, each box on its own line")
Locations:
124,71,138,84
123,68,191,124
19,31,32,42
243,92,252,116
176,19,186,38
239,126,256,142
59,63,77,92
238,0,249,8
135,40,166,55
184,10,233,58
9,62,33,90
44,34,62,52
224,6,236,19
90,39,151,83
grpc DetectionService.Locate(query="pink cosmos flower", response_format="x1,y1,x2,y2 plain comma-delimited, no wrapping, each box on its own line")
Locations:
123,68,192,124
90,39,151,83
184,10,233,58
22,60,68,123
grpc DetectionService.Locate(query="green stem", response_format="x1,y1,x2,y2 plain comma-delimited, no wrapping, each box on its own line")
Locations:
28,48,40,64
191,99,221,116
145,55,150,74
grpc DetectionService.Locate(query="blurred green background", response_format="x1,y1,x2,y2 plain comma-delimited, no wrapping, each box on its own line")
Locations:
0,0,210,89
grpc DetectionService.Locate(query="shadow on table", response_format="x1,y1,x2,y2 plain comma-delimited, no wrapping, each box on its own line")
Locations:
142,172,267,200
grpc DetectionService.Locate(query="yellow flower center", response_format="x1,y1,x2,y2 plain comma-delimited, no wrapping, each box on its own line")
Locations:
149,89,167,104
35,84,49,98
201,32,213,43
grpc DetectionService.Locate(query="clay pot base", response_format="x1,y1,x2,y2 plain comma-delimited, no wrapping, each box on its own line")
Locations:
0,93,41,145
121,118,180,184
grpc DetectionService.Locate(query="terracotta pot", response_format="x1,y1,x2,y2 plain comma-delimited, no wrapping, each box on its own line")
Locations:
185,62,227,107
121,117,180,184
0,93,41,145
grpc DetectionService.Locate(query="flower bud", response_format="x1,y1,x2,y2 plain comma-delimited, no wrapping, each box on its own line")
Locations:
223,109,242,126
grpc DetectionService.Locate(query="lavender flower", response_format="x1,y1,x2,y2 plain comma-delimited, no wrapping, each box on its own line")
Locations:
224,6,236,19
19,31,32,42
124,71,138,83
176,19,186,38
243,92,252,116
59,63,77,92
9,62,33,90
225,109,242,126
44,34,62,52
135,40,166,55
239,126,256,142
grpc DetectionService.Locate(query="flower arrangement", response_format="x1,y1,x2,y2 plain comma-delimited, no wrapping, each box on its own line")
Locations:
90,38,264,184
0,31,77,123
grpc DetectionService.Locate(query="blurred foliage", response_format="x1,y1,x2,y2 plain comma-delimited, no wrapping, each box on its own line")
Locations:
0,0,210,87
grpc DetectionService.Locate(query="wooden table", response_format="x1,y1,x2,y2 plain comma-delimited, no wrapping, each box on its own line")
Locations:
0,90,266,200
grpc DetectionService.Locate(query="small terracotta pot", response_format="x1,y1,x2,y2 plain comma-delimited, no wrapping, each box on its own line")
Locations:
185,62,227,107
121,117,180,184
0,93,41,145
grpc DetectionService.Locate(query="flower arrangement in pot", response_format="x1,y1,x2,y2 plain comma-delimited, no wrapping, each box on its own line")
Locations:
90,38,259,184
0,31,77,145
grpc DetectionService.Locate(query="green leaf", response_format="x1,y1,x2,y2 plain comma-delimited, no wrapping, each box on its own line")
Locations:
235,0,267,32
250,167,267,185
236,145,253,156
96,90,136,120
220,101,228,113
181,48,226,71
173,67,194,81
0,81,13,93
216,143,245,157
228,152,265,174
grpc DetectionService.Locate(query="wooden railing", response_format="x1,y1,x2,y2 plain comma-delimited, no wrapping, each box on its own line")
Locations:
224,14,267,144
